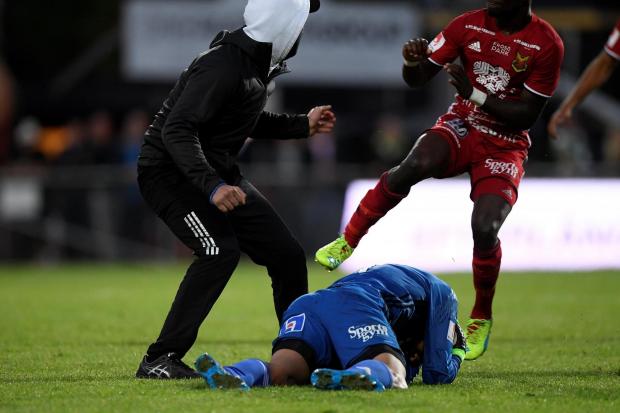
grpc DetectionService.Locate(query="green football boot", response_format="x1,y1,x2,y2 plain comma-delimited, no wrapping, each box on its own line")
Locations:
315,235,355,271
464,318,493,360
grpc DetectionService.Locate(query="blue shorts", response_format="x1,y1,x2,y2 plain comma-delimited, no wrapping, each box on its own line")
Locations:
272,284,401,369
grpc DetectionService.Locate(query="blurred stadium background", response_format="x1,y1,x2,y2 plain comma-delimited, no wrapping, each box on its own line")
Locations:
0,0,619,269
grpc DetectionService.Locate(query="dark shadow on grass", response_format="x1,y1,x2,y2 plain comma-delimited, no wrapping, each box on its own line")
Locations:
491,337,620,344
194,339,272,346
0,374,131,384
466,369,619,379
1,374,211,385
108,339,270,347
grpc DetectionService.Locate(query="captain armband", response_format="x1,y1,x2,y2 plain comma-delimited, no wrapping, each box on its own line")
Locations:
451,348,466,362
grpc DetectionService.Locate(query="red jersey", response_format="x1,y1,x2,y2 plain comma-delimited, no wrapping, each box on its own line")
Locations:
604,19,620,61
428,9,564,147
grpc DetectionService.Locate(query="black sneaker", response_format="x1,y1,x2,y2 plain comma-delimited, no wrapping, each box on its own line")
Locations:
136,352,201,379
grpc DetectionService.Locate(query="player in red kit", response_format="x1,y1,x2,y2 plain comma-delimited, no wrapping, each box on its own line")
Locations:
316,0,564,360
548,18,620,138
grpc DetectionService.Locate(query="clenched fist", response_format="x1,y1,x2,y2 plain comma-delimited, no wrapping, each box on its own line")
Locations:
308,105,336,137
403,38,431,65
212,185,247,213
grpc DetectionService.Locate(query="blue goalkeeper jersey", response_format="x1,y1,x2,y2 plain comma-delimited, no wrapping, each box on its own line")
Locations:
329,264,461,384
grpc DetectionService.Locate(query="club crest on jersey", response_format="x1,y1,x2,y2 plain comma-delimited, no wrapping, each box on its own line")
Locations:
281,313,305,334
512,52,530,73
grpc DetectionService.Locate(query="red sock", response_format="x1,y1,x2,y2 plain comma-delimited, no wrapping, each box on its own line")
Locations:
470,240,502,320
343,173,408,248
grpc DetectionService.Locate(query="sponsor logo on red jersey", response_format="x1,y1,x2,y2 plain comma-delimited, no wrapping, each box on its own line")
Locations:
468,41,482,53
465,24,495,35
501,188,514,201
473,61,511,93
491,41,511,56
513,38,541,51
445,118,469,138
485,158,519,178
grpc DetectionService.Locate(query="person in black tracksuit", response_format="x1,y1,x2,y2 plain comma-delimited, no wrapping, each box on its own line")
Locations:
135,0,333,379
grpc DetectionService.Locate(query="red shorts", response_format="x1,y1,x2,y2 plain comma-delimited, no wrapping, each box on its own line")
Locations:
429,113,528,206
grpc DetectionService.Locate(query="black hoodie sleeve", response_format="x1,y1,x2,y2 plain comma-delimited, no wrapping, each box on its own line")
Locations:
250,111,309,140
162,56,239,196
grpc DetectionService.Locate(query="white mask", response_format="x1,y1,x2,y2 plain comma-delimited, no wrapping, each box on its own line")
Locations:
243,0,310,67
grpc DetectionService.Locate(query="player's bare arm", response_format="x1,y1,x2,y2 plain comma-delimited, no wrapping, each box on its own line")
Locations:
402,39,442,88
548,51,618,138
445,63,547,131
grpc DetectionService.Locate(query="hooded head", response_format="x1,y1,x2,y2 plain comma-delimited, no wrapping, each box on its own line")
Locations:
243,0,319,67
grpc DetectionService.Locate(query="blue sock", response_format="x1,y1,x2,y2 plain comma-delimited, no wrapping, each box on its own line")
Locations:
348,359,393,388
224,359,270,387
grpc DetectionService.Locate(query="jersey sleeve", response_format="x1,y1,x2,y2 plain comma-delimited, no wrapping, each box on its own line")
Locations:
427,15,465,67
421,285,462,385
604,19,620,61
523,35,564,98
162,55,238,197
251,111,309,140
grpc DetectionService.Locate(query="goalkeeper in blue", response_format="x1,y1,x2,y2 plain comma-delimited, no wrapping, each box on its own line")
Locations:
195,264,465,391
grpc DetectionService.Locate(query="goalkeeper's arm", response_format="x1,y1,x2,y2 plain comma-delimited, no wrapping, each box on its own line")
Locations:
421,320,465,385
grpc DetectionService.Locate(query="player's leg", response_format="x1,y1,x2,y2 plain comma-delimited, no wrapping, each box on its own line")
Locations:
136,168,241,378
194,347,311,390
269,348,312,385
315,131,453,270
197,292,326,390
229,179,308,322
373,352,408,389
312,347,408,391
465,189,512,361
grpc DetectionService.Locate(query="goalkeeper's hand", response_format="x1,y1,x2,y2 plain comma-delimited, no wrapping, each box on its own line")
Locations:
451,321,467,362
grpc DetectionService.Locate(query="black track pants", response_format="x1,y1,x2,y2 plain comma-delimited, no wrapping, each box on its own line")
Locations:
138,166,308,359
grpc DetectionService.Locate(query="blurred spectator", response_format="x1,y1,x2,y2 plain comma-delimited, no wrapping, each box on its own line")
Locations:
604,128,620,163
54,118,91,165
37,123,74,163
13,117,43,162
335,114,375,164
549,114,593,175
53,110,119,166
118,109,153,255
0,60,14,164
371,114,409,167
87,110,119,164
308,131,336,163
120,109,149,166
307,130,337,183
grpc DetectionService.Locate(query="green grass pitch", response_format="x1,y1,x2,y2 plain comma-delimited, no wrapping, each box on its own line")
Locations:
1,261,619,412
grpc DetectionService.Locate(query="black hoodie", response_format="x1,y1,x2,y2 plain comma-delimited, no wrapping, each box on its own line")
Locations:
138,29,309,197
